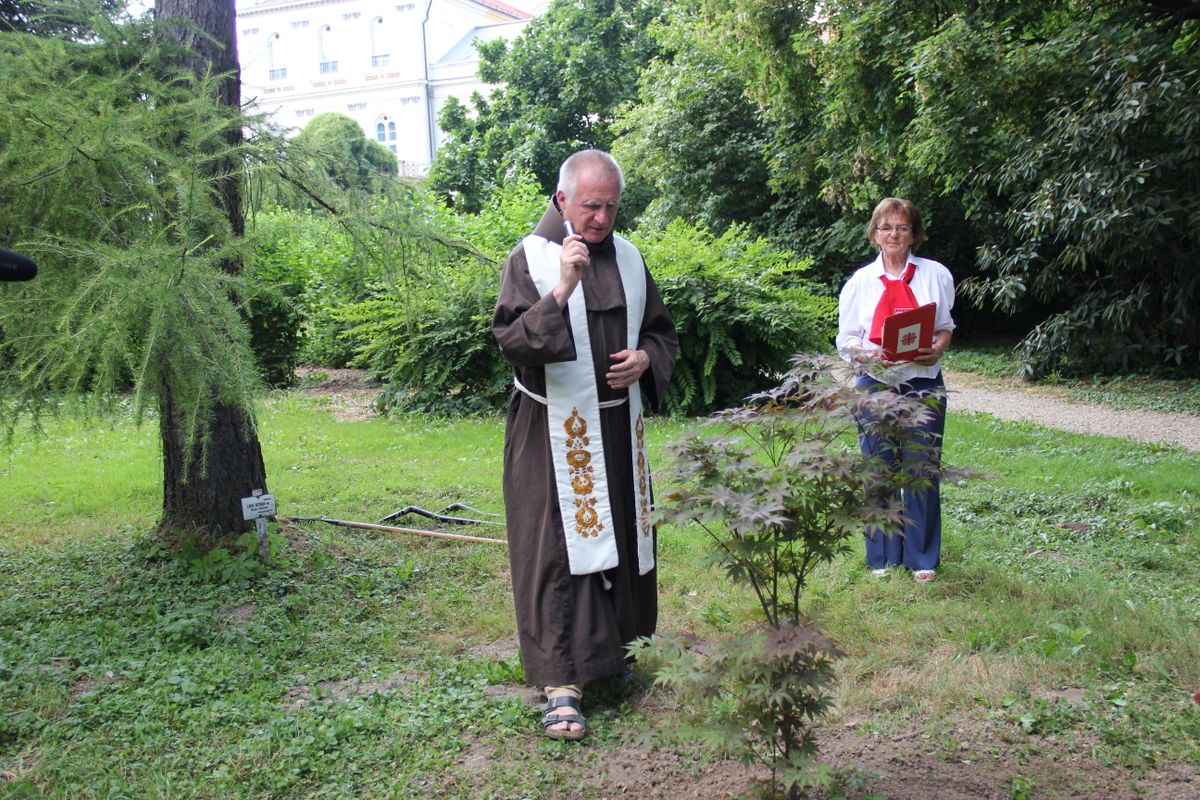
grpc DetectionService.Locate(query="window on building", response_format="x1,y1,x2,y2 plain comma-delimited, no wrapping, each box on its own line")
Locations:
318,24,338,74
369,16,390,68
375,116,398,155
267,32,287,81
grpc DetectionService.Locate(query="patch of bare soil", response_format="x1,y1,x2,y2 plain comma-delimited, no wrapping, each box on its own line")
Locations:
443,715,1195,799
467,668,1196,798
217,602,257,629
472,647,1195,800
802,715,1196,800
554,712,1194,799
294,367,381,421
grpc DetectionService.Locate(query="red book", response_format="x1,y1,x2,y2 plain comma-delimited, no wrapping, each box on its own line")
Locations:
881,302,936,361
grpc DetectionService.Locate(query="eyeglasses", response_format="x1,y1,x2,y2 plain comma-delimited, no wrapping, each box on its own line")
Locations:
875,224,912,234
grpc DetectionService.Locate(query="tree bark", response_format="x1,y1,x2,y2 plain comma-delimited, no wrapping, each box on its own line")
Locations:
159,380,267,544
155,0,267,543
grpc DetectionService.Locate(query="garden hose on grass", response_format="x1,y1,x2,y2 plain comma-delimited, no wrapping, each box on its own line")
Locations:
274,515,507,546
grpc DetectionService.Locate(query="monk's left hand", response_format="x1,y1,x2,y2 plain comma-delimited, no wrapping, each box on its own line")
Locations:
606,349,649,389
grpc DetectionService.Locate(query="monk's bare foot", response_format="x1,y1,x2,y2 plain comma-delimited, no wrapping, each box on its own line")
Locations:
545,707,583,736
540,696,586,740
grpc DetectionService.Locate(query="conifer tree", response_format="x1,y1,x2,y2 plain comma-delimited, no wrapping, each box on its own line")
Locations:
1,4,270,545
153,0,267,541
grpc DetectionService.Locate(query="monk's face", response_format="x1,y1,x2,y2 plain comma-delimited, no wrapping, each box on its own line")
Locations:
557,168,621,244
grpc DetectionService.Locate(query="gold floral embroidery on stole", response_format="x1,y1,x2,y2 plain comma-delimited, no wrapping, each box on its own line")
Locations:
635,413,650,534
564,407,602,539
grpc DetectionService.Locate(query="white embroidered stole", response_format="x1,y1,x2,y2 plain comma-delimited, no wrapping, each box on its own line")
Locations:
522,234,655,576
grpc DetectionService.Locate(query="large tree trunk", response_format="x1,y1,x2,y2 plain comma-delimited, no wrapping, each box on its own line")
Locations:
156,0,243,239
159,382,268,543
155,0,267,543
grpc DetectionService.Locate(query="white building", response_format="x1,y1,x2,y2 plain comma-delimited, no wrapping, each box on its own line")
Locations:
236,0,534,177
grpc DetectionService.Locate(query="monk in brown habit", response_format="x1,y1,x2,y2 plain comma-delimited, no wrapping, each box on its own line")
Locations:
492,150,678,740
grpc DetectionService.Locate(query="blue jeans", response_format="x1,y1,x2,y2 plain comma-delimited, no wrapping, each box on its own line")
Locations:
855,373,946,572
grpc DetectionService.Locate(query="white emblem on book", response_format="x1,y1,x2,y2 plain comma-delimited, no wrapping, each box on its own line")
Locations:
895,322,922,354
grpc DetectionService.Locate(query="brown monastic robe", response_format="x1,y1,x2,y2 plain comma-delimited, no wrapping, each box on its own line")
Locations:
492,201,678,687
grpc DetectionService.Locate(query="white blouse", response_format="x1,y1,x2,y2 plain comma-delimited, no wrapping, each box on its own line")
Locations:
836,252,956,382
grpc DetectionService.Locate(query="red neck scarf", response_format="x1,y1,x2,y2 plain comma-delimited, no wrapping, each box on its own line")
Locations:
868,262,918,345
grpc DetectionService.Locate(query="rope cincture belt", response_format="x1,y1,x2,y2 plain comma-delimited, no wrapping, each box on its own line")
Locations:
514,376,628,409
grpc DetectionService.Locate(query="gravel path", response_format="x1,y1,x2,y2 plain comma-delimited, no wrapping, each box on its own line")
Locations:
294,367,1199,451
945,371,1200,451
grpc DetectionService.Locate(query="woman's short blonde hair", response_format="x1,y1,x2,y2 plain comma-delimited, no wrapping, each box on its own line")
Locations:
867,197,926,252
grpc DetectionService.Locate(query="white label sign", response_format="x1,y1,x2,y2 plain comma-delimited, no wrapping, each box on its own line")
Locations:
241,493,276,520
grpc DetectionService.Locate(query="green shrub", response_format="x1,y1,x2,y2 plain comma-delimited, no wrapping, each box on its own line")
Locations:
247,209,378,376
333,177,837,417
245,219,306,387
353,173,545,414
969,26,1200,378
631,220,837,415
344,263,512,415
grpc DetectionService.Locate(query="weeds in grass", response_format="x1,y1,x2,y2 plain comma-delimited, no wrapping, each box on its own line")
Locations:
1010,774,1037,800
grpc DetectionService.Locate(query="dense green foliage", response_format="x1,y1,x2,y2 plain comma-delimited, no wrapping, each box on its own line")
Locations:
333,178,835,417
330,173,545,414
690,0,1200,374
245,213,360,384
246,211,365,382
0,18,265,441
257,173,834,417
288,112,398,200
971,23,1200,377
0,0,127,37
611,4,776,234
426,0,668,212
631,221,835,414
427,0,1199,377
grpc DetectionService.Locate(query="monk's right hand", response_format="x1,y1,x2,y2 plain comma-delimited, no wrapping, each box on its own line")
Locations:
553,234,589,307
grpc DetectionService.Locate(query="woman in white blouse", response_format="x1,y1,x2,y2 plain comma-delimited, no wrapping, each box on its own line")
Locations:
836,198,955,582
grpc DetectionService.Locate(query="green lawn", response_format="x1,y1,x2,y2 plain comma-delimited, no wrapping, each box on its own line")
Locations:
1,380,1197,798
